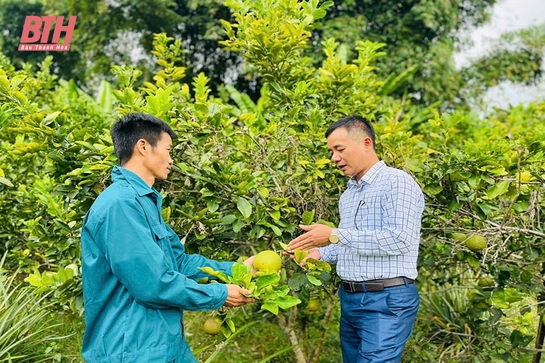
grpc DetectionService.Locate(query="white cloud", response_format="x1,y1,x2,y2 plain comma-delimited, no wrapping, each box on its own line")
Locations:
453,0,545,111
454,0,545,68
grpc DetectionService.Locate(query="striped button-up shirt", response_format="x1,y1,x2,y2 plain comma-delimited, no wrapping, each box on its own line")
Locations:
318,161,424,281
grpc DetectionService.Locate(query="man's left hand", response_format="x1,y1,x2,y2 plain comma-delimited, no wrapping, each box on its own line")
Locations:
288,224,333,251
242,255,255,267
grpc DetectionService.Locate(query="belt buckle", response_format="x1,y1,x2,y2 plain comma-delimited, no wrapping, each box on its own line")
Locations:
347,281,357,293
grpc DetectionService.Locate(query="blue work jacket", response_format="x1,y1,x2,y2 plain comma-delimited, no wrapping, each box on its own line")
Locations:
81,166,233,362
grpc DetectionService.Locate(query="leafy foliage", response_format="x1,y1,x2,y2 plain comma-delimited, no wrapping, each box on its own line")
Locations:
2,0,543,111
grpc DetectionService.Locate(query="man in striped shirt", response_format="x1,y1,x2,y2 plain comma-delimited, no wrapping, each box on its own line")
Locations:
288,115,424,363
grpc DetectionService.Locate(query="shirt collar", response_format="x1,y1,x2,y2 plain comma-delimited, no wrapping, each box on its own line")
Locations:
347,160,385,188
111,165,158,198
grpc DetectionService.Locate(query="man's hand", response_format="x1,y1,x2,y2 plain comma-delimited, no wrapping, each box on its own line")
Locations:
242,255,255,267
223,284,256,307
288,224,333,251
305,248,322,261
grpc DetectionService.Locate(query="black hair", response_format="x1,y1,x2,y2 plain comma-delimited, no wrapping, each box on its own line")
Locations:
111,112,177,165
325,115,375,149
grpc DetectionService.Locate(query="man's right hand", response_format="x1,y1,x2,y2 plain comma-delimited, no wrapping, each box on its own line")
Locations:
223,284,256,307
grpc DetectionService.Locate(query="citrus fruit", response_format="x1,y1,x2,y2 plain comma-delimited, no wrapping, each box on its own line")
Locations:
451,232,468,242
203,318,222,335
307,300,320,311
465,234,487,251
253,250,282,273
478,276,494,287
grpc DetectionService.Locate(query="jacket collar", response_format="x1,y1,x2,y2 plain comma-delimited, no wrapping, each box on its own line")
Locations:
112,165,158,198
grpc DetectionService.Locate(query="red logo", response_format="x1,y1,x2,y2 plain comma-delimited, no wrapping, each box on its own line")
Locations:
18,16,77,52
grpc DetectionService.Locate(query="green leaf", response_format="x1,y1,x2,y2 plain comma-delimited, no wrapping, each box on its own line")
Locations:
274,295,302,310
42,272,55,286
294,250,308,263
307,274,322,286
96,80,113,113
221,215,237,225
485,181,510,199
231,263,250,279
0,177,14,187
206,200,219,213
378,65,418,96
161,206,171,222
306,258,331,272
278,242,290,251
198,267,229,283
232,218,244,233
24,273,43,287
301,210,315,225
288,273,308,291
256,273,281,289
269,210,281,220
270,225,282,236
317,219,335,228
144,84,175,116
236,197,253,218
226,318,236,333
423,183,443,196
261,302,279,315
257,186,269,198
405,158,425,173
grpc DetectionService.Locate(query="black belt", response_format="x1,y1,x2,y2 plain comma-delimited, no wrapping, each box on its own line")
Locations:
342,277,414,293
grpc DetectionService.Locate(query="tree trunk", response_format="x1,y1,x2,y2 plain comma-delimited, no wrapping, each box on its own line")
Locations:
277,308,307,363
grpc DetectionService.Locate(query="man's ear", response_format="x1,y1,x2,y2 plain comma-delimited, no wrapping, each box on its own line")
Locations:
358,135,370,145
134,139,148,156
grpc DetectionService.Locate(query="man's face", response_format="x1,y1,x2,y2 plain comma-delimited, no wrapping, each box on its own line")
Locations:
327,127,374,181
144,131,173,181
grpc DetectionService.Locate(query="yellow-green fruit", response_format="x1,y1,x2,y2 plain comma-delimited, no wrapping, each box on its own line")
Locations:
307,300,320,311
465,234,487,251
478,276,495,287
203,318,222,335
451,232,468,242
253,250,282,273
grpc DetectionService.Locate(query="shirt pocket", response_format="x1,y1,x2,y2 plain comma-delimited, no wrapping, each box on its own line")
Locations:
151,223,170,242
151,223,177,268
353,195,382,229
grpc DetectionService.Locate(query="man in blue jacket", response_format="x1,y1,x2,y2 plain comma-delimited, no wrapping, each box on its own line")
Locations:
81,112,255,362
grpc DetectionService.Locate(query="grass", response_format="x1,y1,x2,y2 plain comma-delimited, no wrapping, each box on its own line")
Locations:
49,308,341,363
185,305,343,363
47,286,542,363
44,313,85,363
0,264,73,362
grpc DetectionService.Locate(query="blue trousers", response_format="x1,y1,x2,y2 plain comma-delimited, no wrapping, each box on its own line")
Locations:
339,282,419,363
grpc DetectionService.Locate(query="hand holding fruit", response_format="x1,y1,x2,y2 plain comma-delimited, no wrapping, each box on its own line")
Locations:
242,255,256,268
252,250,282,275
288,224,333,251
